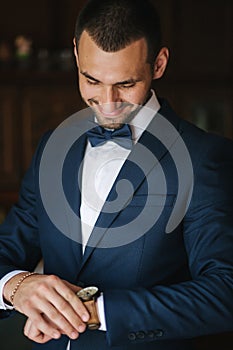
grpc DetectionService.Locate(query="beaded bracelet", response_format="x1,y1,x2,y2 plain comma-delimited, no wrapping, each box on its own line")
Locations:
10,272,37,307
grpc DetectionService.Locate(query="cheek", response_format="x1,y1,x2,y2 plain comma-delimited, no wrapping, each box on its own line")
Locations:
79,81,96,100
124,87,150,105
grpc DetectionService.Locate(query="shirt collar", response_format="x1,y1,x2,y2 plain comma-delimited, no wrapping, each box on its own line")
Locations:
130,89,160,142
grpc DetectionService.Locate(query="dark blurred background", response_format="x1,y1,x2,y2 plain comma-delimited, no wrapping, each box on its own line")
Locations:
0,0,232,349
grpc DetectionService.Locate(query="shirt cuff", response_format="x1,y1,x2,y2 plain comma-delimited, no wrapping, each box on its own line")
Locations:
0,270,27,310
97,293,107,331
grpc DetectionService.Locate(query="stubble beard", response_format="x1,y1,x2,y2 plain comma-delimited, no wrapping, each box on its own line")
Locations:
90,103,141,130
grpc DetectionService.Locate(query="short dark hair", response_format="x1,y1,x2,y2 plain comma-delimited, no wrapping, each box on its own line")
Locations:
74,0,162,65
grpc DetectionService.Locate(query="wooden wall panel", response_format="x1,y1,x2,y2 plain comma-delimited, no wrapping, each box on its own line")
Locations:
167,0,233,79
21,85,84,170
0,88,20,190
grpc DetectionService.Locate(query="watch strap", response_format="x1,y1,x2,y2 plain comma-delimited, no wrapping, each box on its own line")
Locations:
84,299,101,330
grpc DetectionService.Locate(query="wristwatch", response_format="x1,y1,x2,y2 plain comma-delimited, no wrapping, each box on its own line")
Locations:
77,286,101,330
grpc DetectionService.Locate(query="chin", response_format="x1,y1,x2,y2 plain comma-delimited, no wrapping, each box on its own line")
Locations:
95,114,129,130
92,105,140,129
95,117,123,130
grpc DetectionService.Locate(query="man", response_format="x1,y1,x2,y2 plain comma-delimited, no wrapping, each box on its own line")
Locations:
0,0,233,349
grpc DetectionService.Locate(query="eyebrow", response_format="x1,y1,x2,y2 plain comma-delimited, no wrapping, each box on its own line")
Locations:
80,71,140,85
81,71,100,83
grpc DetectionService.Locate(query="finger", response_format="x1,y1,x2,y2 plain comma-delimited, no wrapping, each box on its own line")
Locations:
41,295,86,338
25,310,62,340
24,318,32,337
54,287,89,323
24,318,54,344
17,275,86,339
52,276,89,322
18,290,64,338
41,276,89,332
25,302,78,340
35,275,89,323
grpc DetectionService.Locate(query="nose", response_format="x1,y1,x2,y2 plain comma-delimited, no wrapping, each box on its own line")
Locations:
101,86,121,113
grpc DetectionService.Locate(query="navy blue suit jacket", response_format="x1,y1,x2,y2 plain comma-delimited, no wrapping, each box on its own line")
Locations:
0,99,233,349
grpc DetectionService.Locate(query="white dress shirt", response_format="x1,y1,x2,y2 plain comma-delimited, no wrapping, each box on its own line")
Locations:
0,91,160,347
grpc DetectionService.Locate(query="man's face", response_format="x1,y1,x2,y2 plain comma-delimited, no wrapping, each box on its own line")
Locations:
74,31,155,129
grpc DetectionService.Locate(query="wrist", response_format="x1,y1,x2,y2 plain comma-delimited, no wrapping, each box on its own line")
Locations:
4,272,36,306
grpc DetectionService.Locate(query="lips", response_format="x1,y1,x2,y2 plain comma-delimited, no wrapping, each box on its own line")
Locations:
96,103,132,118
98,107,124,117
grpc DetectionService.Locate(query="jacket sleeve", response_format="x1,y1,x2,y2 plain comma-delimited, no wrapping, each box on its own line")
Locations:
0,133,50,317
103,134,233,347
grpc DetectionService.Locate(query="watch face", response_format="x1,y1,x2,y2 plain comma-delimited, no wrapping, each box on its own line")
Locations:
77,286,99,301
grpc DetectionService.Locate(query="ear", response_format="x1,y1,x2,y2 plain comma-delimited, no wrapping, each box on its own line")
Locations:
152,47,169,80
73,37,79,67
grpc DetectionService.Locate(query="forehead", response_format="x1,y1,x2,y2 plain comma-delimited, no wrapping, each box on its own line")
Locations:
77,31,149,82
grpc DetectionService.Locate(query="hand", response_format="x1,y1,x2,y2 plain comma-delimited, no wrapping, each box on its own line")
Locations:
24,317,54,344
3,273,90,342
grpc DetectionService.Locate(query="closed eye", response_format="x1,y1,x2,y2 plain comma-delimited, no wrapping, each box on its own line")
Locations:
86,79,99,85
119,83,136,89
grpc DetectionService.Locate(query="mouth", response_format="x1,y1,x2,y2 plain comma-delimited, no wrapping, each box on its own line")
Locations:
97,107,125,118
95,103,133,118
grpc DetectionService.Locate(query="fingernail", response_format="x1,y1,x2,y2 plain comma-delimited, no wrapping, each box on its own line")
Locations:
53,332,60,339
78,325,86,333
70,331,78,339
82,314,89,322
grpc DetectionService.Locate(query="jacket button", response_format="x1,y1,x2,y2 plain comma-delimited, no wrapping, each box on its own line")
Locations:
154,329,164,337
128,332,136,341
147,330,155,339
136,331,145,339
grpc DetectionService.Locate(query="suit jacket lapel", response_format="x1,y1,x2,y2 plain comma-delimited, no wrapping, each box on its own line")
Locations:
62,127,87,268
61,109,101,271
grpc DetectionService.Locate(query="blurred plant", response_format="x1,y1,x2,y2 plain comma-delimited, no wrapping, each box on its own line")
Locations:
15,35,32,60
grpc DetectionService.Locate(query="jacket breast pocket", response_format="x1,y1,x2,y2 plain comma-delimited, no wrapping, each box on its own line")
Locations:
112,193,177,232
128,194,176,208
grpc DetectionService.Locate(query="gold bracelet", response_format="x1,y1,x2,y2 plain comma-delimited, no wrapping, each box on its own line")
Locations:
10,272,37,307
